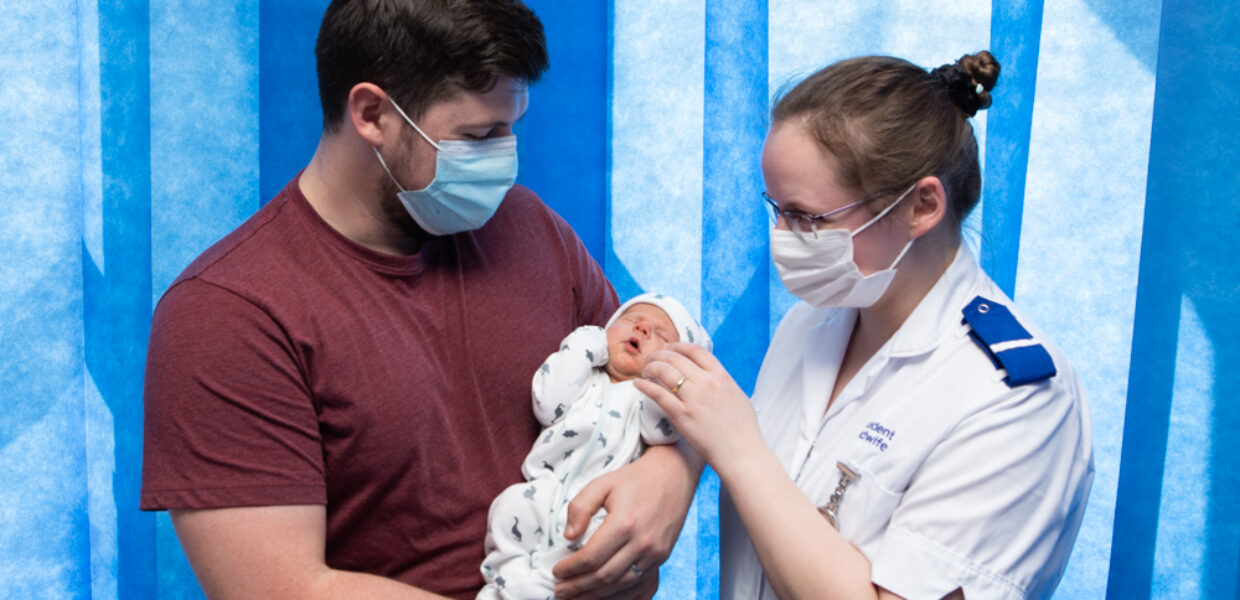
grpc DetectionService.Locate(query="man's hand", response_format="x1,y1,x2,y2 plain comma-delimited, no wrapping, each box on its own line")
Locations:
551,443,702,599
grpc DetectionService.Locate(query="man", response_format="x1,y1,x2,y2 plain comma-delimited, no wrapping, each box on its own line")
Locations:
140,1,699,598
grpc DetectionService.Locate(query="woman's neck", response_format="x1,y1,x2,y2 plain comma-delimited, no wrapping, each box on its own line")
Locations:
858,234,956,343
828,233,959,406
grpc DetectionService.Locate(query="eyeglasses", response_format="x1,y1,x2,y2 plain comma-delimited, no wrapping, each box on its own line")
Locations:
762,191,878,238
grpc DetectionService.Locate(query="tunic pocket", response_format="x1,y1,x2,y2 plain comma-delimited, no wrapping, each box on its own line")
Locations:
832,458,903,561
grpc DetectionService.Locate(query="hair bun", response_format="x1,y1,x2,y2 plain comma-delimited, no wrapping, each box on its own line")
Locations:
931,50,1000,117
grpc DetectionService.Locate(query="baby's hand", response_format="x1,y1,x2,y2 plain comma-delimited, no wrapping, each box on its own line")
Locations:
562,325,610,367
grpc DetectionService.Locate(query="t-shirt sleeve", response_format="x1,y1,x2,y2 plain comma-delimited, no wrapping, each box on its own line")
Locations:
868,380,1091,599
141,278,326,510
575,251,618,328
551,212,618,328
500,185,617,328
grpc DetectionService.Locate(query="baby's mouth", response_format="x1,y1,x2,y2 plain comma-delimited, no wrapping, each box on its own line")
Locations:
627,337,641,353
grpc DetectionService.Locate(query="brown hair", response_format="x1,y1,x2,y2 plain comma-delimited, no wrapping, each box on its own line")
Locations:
771,51,1000,229
315,0,549,132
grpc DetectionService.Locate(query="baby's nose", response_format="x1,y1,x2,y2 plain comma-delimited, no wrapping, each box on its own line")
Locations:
634,321,652,336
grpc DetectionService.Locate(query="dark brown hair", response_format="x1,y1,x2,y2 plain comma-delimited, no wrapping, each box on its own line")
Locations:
315,0,549,132
772,51,1000,229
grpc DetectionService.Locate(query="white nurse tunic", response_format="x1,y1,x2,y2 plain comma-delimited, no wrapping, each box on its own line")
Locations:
720,246,1093,600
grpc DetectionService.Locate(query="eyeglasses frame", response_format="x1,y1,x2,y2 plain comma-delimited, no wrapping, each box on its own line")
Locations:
761,190,886,236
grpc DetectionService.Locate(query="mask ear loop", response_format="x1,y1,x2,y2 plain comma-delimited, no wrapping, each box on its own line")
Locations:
372,147,408,193
886,235,916,270
373,94,442,194
386,95,442,151
852,182,919,271
851,183,918,237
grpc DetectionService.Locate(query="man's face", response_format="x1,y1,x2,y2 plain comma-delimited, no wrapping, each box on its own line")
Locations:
383,75,529,193
604,303,678,382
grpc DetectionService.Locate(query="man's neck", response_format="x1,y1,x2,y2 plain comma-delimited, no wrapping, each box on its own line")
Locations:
299,134,429,257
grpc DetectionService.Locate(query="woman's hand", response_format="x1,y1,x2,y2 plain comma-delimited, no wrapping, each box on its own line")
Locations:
634,342,765,471
641,347,881,599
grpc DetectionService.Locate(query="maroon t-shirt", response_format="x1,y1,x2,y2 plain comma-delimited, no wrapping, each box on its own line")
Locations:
140,177,618,597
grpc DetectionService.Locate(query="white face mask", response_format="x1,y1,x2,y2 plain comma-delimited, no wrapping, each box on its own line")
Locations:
770,184,916,308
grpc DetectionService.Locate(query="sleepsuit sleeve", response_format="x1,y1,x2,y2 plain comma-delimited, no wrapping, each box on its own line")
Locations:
638,394,680,446
531,325,609,427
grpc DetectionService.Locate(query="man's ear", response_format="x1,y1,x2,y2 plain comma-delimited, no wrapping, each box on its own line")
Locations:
347,82,390,147
909,175,948,239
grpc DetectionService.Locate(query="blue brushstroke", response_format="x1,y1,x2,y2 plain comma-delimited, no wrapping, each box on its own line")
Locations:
0,8,92,598
604,0,630,300
1151,297,1212,598
1102,108,1179,600
0,4,81,444
259,0,330,204
90,1,156,597
701,4,768,594
703,0,769,394
150,0,260,301
519,0,609,264
1153,2,1240,596
157,512,205,600
608,1,704,313
982,0,1043,297
694,467,722,597
1109,0,1240,597
1081,0,1161,72
604,244,645,305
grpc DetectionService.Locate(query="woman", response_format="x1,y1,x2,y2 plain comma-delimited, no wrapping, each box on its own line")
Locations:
636,52,1093,599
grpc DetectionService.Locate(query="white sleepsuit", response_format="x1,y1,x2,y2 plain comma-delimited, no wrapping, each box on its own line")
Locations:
479,294,710,600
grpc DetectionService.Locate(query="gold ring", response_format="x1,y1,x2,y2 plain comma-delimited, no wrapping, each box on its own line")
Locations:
671,376,688,394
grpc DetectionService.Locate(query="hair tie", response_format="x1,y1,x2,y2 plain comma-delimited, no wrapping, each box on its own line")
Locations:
930,63,982,117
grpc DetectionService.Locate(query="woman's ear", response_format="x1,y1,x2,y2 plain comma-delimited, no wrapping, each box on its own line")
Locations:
347,82,390,147
909,176,947,239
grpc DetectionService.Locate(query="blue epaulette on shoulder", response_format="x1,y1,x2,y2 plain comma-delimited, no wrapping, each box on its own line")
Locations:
961,295,1057,387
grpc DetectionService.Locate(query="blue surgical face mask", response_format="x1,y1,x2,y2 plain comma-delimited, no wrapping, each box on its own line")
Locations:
373,96,518,236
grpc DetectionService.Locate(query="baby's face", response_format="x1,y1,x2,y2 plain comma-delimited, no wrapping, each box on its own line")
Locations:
604,303,678,382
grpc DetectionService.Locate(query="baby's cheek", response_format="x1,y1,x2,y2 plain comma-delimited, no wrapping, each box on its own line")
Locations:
644,341,666,359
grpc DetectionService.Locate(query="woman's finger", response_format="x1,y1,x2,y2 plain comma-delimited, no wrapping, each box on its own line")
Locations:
642,347,706,382
660,342,724,372
633,378,680,415
639,360,690,395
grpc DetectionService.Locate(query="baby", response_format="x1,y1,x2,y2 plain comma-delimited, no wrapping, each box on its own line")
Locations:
478,293,712,600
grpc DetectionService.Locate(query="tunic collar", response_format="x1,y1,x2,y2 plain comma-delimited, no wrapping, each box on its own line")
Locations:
784,244,987,424
883,244,984,358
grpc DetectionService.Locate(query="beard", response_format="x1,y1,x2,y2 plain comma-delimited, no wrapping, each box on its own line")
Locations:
375,138,432,240
377,175,427,239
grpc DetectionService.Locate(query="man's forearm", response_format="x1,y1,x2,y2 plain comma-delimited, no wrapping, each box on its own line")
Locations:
673,437,707,478
308,568,452,600
171,506,452,600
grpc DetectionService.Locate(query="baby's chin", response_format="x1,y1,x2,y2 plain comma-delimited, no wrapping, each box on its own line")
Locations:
604,361,642,383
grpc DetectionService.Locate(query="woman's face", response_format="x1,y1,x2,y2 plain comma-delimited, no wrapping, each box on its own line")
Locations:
760,121,910,275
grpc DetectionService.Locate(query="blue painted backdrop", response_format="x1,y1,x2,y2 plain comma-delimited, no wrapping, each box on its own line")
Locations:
1,1,1236,598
